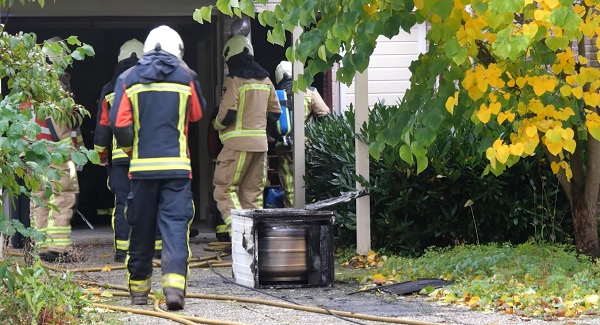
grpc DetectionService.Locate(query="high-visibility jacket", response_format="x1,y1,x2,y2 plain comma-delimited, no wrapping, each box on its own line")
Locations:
22,99,83,149
213,76,281,152
94,81,130,166
110,51,205,180
303,87,330,122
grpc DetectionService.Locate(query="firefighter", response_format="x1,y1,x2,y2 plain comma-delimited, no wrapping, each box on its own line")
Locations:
110,25,205,310
94,38,166,263
212,35,281,240
28,36,84,263
273,60,330,207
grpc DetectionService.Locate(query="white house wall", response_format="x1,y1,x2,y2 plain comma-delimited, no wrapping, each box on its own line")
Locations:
339,24,427,111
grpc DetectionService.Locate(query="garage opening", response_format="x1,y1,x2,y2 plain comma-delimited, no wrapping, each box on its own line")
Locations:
4,16,219,225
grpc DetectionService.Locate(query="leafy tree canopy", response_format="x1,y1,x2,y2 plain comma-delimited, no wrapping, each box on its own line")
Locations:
196,0,600,256
0,0,96,237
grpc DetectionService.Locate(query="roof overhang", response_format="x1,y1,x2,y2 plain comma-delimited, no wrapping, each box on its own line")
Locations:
5,0,214,17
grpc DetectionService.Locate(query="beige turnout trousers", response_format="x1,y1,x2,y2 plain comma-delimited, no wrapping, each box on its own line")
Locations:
213,147,267,234
30,160,79,253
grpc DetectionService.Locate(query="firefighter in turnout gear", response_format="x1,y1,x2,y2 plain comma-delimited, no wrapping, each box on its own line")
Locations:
273,60,330,207
213,35,281,239
94,38,163,263
110,25,205,310
29,36,84,263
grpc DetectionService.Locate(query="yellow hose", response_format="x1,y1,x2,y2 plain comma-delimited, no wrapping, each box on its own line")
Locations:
93,302,197,325
79,280,441,325
10,252,442,324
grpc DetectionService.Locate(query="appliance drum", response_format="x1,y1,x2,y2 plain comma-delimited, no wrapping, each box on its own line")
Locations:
258,227,308,282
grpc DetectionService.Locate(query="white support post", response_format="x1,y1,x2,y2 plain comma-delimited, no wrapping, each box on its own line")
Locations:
292,26,306,208
355,71,371,255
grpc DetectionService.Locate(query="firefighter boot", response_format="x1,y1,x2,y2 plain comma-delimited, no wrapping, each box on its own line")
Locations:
114,250,127,263
130,291,149,305
163,287,185,311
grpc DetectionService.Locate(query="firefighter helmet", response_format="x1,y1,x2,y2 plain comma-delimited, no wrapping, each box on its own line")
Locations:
143,25,184,60
42,36,65,65
118,38,144,62
222,35,253,61
275,60,292,84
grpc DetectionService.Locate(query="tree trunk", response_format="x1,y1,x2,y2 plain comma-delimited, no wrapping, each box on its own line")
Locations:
571,190,600,258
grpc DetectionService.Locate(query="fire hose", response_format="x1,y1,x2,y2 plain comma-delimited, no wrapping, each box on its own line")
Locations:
5,248,442,325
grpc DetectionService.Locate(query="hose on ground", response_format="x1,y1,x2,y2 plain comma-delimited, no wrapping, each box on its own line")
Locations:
8,250,442,325
79,280,442,325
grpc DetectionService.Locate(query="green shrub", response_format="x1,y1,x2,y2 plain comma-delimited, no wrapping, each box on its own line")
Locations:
305,103,571,255
0,259,104,324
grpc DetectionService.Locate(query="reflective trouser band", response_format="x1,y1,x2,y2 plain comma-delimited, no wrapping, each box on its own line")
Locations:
94,145,107,152
129,278,151,293
216,224,228,234
282,160,294,206
112,149,129,160
223,215,232,235
155,240,163,251
38,237,72,248
129,157,191,172
219,129,266,142
38,226,72,247
45,226,71,234
116,240,129,251
162,273,186,291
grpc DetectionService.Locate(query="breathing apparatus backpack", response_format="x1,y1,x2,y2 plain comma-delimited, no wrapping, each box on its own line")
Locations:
276,89,292,137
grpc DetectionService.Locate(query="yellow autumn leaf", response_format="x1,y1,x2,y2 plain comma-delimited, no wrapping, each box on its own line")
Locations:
566,164,573,181
534,10,545,21
526,125,538,137
101,263,112,272
545,0,560,9
445,92,458,114
414,0,424,9
486,147,497,168
492,139,503,149
579,55,589,65
545,128,563,143
509,143,524,156
563,138,576,154
489,101,501,114
476,105,492,124
561,127,574,140
497,112,507,124
496,145,510,164
581,22,595,38
588,120,600,140
584,92,600,107
100,291,113,298
559,85,572,97
572,87,584,99
467,295,480,306
523,23,539,38
467,86,485,100
545,140,563,156
373,274,387,284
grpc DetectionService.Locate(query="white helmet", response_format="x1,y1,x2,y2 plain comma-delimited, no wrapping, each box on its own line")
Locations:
143,25,184,60
223,35,253,61
118,38,144,62
275,60,292,84
42,36,65,65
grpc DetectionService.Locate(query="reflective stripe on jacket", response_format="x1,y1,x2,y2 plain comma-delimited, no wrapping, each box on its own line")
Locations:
94,88,129,165
215,76,281,152
110,51,205,180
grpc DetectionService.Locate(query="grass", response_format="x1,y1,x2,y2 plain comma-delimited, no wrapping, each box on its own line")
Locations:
337,241,600,320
